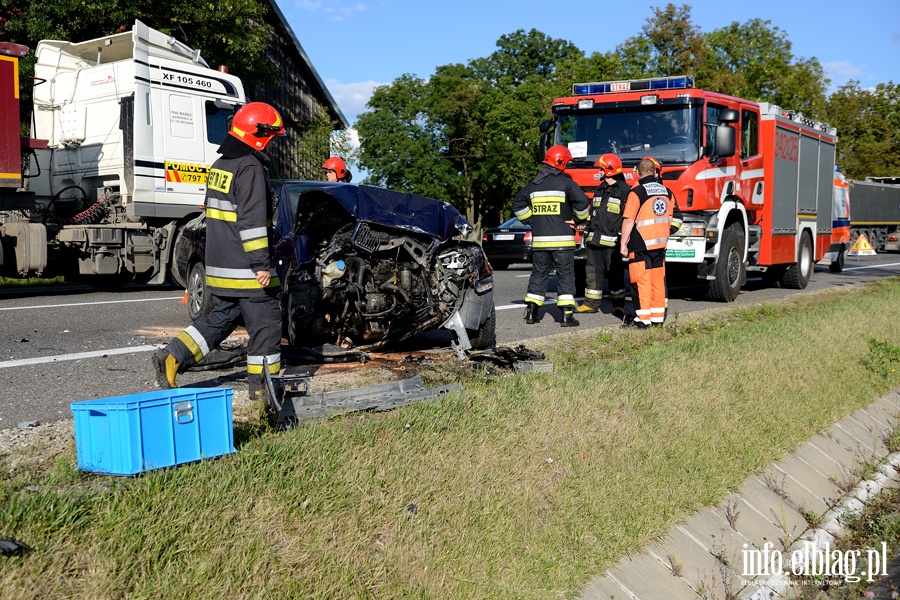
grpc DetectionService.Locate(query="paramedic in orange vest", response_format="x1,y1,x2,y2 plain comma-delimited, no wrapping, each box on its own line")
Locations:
513,145,590,327
620,157,682,328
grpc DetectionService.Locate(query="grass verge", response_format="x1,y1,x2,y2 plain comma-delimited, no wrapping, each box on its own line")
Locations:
3,279,900,598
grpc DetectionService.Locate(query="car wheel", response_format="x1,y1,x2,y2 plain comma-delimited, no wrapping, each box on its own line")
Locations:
466,305,496,350
187,262,213,320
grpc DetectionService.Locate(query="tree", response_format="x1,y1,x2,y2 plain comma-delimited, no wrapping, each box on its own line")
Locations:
357,30,582,231
699,18,827,116
615,4,704,78
826,81,900,178
295,106,358,181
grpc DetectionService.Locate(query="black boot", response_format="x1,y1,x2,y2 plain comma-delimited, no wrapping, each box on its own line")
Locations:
524,302,540,324
561,310,579,327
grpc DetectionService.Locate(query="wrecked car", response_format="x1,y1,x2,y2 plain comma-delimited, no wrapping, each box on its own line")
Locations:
173,181,496,355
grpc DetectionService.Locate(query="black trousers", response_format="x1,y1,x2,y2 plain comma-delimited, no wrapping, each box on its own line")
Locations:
583,244,625,310
167,290,282,391
525,249,576,310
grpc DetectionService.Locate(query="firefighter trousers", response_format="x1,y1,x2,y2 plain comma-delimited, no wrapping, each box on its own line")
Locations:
525,249,576,310
627,250,666,325
166,290,282,392
583,244,625,311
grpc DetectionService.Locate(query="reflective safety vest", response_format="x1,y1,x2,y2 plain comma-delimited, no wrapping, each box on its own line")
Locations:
623,177,677,252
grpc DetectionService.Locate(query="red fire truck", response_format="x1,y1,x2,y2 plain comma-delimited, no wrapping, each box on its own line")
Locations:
540,75,841,301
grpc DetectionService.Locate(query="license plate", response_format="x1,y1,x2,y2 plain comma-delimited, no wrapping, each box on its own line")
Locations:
494,234,515,241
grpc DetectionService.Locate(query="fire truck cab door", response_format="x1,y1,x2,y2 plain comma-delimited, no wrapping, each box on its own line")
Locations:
739,107,764,208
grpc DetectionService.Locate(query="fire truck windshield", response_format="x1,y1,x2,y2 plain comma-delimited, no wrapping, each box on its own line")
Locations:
553,105,702,165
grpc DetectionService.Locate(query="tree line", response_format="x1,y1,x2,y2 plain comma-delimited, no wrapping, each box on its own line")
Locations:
1,2,897,228
355,4,900,230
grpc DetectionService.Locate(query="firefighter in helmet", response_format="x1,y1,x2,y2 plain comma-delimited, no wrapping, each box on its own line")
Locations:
577,153,629,318
512,145,590,327
322,156,352,182
152,101,286,408
620,157,682,328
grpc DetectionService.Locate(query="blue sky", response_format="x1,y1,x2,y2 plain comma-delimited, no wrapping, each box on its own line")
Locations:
279,0,900,127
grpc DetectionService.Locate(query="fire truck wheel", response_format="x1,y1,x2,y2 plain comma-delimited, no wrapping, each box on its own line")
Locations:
782,233,813,289
707,225,744,302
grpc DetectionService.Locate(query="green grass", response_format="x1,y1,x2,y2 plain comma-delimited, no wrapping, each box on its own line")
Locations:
0,274,66,287
3,280,900,598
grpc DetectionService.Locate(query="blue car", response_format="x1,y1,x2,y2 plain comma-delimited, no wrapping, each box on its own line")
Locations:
173,181,496,352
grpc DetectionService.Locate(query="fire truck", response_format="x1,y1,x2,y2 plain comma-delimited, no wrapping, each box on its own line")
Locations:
0,21,246,286
540,75,841,301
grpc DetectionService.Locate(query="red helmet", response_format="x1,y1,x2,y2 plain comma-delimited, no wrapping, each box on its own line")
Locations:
595,153,623,177
543,145,572,170
643,155,661,173
228,102,286,150
322,156,347,179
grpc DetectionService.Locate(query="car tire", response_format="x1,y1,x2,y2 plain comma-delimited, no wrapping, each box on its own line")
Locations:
187,262,213,320
466,305,496,350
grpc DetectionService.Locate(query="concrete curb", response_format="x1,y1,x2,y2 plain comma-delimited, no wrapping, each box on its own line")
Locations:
577,390,900,599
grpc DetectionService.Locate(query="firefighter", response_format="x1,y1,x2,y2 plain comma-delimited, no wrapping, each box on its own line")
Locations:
322,156,353,182
152,102,286,407
513,145,590,327
577,153,629,318
620,157,682,328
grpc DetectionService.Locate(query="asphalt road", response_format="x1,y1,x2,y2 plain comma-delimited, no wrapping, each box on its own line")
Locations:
2,252,899,428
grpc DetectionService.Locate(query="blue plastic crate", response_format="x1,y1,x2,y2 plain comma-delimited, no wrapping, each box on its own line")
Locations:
71,388,235,476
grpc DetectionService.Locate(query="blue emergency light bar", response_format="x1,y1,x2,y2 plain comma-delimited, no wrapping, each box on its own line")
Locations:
572,75,695,96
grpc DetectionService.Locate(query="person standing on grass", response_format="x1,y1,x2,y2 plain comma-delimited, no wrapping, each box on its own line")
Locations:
620,157,682,328
152,102,286,409
513,144,590,327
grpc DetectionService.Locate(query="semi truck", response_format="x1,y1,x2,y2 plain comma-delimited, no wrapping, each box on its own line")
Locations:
0,21,247,286
540,75,843,301
847,176,900,252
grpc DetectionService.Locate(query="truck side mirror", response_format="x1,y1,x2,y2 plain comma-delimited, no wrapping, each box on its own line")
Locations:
713,124,736,160
539,119,552,134
718,109,739,124
538,133,548,162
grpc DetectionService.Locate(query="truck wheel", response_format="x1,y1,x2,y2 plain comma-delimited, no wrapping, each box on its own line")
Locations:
187,262,212,320
466,305,496,350
782,233,813,289
829,249,845,273
706,225,744,302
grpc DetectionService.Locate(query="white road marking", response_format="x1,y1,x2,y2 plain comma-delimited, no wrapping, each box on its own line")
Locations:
0,345,162,369
842,261,900,272
0,296,184,311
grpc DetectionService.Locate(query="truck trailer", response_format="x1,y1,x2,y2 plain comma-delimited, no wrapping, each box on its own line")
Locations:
847,176,900,252
540,75,842,301
0,21,247,286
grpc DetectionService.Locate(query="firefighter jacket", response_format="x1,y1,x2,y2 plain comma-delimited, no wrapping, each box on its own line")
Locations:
623,175,683,253
204,135,279,297
586,174,630,247
512,164,590,251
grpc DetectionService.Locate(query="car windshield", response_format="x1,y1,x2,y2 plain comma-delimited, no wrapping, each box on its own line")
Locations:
499,217,525,228
554,104,702,165
282,182,333,223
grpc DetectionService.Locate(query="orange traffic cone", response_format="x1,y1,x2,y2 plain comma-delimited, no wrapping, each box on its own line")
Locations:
180,291,188,303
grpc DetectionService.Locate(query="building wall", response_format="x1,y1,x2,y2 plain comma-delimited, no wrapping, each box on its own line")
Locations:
244,3,346,180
